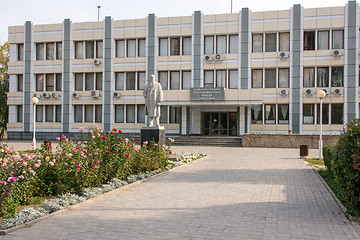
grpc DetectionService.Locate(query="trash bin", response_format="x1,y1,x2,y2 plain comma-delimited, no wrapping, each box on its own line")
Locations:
44,140,52,150
300,145,308,158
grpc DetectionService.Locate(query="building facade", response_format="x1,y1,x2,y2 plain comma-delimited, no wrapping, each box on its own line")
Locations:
7,1,360,140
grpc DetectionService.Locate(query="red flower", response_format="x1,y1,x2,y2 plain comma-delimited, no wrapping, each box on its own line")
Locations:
125,153,130,158
101,136,106,139
119,130,123,133
113,128,117,132
133,139,136,142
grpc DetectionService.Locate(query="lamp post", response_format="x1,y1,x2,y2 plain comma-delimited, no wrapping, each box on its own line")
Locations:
317,90,326,160
31,97,39,150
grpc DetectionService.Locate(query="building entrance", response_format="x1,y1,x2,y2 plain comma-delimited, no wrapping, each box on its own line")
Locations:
201,112,237,136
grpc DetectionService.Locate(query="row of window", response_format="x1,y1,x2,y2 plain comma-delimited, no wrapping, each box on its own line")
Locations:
250,103,343,125
251,68,289,88
16,105,61,123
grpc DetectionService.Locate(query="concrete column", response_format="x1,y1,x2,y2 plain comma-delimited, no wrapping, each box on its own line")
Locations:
23,21,33,136
62,19,72,133
192,11,203,88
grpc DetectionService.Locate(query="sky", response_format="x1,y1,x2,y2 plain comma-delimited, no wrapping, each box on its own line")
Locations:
1,0,351,44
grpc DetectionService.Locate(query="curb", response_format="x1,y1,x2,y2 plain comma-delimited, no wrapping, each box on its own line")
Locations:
0,154,206,236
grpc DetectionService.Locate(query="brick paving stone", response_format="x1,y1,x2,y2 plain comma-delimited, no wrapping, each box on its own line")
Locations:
1,146,359,239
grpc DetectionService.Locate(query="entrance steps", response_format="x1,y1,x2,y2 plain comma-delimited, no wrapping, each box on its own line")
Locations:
170,136,242,147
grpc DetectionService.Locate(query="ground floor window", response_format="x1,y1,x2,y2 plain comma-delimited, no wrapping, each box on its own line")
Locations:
74,105,101,123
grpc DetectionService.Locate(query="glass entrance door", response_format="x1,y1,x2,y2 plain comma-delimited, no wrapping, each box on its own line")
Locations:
202,112,237,136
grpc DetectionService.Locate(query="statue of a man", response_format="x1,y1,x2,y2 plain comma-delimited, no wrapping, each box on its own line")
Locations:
143,74,163,127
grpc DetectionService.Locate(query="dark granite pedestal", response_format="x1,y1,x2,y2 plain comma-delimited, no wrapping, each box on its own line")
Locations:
141,127,166,146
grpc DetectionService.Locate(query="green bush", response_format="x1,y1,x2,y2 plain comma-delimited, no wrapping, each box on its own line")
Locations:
323,146,336,172
331,119,360,214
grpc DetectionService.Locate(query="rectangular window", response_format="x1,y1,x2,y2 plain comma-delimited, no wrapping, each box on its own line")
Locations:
36,105,43,122
216,35,226,54
331,104,343,124
229,70,238,89
170,71,180,90
17,105,23,122
182,71,191,89
56,42,62,60
332,30,344,49
318,31,329,50
127,39,136,57
170,37,180,56
126,105,135,123
85,105,93,123
75,42,84,59
279,32,290,51
115,105,124,123
170,106,180,123
115,72,124,90
36,43,44,60
251,105,262,124
137,72,146,90
204,70,214,88
85,41,94,59
85,73,94,91
205,36,214,54
46,43,54,60
316,103,329,124
116,40,125,58
216,70,226,88
182,37,191,55
17,75,23,92
252,34,263,52
278,104,289,124
159,71,168,90
138,39,146,57
95,105,102,123
264,104,276,124
331,67,343,87
303,67,315,87
36,74,44,91
303,104,315,124
160,106,167,123
229,35,238,53
317,67,329,87
56,74,62,91
55,105,61,122
74,105,83,123
159,38,168,56
278,68,289,88
96,73,102,91
304,31,315,50
46,74,54,91
265,33,276,52
96,41,103,58
45,105,53,122
265,69,276,88
137,105,145,123
126,72,136,90
18,44,24,61
252,69,263,88
75,73,83,91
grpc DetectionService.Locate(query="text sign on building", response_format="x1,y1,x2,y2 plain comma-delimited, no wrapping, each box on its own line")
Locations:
190,87,225,101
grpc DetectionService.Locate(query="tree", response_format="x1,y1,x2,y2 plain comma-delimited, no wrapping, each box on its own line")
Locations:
0,42,9,140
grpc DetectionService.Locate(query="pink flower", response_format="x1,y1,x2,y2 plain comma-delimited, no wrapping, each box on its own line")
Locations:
61,135,67,140
10,171,14,175
143,141,148,145
78,164,82,168
72,148,78,153
80,152,85,157
31,142,35,146
125,153,130,158
134,148,139,152
0,181,6,185
78,127,85,130
94,152,99,155
67,153,73,158
93,165,99,169
92,136,96,139
49,162,54,166
154,143,158,147
23,161,28,166
45,156,50,161
124,138,129,143
88,154,92,157
65,163,68,166
56,137,61,141
18,175,24,179
101,136,106,139
97,160,100,163
77,168,80,172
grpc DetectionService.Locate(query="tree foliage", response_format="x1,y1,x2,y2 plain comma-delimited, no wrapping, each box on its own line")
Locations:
0,42,9,139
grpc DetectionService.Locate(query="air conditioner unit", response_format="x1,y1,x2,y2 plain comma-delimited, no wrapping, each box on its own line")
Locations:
334,88,342,95
322,89,328,94
33,93,42,98
280,89,288,96
51,93,60,98
204,55,212,61
305,89,313,95
214,54,225,61
113,92,121,98
332,49,343,56
91,90,100,98
42,92,51,98
93,59,101,65
279,52,289,59
73,92,80,98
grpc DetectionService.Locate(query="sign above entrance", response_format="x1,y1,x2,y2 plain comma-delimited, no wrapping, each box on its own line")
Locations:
190,87,225,101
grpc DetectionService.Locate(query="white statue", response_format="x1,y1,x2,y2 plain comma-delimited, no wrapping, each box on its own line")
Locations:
143,74,163,127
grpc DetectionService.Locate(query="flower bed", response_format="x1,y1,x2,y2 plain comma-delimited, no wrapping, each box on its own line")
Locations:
0,125,203,226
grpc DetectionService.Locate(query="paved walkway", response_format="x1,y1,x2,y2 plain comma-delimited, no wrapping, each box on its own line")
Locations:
1,146,360,239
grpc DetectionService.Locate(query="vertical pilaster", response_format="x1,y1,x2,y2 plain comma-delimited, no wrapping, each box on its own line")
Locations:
192,11,203,88
62,19,72,133
344,1,359,123
23,21,33,134
147,14,157,79
290,4,303,134
239,8,251,89
103,16,114,132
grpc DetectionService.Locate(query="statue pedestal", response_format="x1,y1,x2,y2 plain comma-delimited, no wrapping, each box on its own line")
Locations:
141,126,166,146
